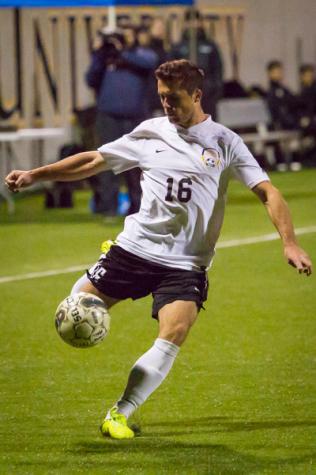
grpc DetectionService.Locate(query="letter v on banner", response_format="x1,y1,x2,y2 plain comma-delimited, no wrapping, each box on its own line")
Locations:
226,14,244,80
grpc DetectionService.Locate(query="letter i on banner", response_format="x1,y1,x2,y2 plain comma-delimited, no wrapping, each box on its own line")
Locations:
226,14,244,80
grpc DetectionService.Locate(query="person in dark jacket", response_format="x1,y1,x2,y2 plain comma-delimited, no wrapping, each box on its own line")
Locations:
266,61,302,171
170,9,223,119
298,64,316,134
266,60,298,130
86,26,158,216
136,25,168,116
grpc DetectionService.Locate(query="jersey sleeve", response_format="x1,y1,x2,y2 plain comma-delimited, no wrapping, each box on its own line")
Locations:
230,137,270,188
98,134,144,174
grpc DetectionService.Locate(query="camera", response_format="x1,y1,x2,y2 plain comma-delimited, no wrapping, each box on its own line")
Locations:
97,27,125,60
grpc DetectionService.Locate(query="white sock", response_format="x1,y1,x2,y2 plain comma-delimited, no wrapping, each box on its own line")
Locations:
108,338,180,419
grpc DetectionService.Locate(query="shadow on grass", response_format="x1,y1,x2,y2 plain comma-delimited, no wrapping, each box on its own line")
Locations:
12,445,316,475
67,417,316,474
147,416,316,433
72,436,315,475
11,417,316,474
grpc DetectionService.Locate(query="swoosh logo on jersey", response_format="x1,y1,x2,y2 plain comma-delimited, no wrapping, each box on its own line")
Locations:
155,149,166,153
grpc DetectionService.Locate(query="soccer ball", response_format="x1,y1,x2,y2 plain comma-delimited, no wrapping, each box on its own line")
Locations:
55,292,110,348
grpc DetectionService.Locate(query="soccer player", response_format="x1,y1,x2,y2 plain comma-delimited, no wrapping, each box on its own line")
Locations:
5,60,312,440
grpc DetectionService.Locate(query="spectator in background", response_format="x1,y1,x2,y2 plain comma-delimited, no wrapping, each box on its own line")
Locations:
117,15,131,29
136,24,167,116
266,61,301,171
266,60,298,131
86,26,158,216
139,14,153,30
170,8,223,119
298,64,316,134
150,17,167,60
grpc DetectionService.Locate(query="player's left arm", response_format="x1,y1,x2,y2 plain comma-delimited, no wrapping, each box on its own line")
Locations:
252,180,312,276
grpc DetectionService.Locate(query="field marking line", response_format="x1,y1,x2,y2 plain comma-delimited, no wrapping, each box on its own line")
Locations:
0,225,315,285
217,225,316,248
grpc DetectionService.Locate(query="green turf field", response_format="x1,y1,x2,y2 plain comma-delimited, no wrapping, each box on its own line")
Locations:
0,170,315,474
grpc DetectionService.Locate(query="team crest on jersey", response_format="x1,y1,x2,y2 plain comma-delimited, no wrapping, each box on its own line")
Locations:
201,148,221,168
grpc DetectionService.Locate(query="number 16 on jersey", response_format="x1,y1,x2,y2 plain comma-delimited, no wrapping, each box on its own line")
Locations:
165,178,193,203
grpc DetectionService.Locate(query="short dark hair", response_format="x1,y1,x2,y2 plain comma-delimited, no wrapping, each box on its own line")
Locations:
136,26,150,35
155,59,205,95
299,63,314,74
266,60,282,72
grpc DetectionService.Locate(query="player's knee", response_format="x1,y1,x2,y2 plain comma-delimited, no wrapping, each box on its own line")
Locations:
160,321,191,345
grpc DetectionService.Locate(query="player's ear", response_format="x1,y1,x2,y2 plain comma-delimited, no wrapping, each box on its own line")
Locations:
193,88,202,103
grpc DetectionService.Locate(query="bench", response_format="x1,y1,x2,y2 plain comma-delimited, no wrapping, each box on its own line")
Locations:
0,128,66,213
217,98,301,168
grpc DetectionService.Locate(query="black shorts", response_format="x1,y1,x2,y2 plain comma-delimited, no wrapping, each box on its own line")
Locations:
87,245,209,319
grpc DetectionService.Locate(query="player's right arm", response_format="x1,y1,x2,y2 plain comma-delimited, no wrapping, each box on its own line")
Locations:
5,150,109,192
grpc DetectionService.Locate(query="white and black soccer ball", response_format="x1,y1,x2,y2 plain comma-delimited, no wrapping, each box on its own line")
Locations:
55,292,110,348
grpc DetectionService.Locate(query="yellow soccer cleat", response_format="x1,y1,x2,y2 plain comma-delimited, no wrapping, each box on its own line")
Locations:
100,407,135,440
101,239,117,255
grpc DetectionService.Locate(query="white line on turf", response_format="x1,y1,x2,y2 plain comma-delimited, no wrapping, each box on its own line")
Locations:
217,225,316,248
0,265,90,284
0,225,315,285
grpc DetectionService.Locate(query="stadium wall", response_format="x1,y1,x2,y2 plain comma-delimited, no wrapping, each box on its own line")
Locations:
198,0,316,90
0,0,315,171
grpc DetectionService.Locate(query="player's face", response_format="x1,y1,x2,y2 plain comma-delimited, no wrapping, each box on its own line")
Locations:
157,79,201,128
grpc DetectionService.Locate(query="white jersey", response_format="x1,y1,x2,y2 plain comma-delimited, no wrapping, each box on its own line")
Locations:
98,116,269,271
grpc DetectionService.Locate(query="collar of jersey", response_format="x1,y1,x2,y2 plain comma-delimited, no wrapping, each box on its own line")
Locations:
174,115,212,134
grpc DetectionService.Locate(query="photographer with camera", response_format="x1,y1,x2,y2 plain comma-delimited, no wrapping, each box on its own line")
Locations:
86,26,159,216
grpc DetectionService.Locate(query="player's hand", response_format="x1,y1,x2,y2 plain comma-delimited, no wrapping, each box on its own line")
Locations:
284,243,312,276
5,170,35,192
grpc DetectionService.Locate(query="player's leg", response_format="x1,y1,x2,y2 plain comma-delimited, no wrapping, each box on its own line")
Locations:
100,260,208,439
101,300,198,439
115,300,197,412
70,273,132,439
71,273,119,309
158,300,198,345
